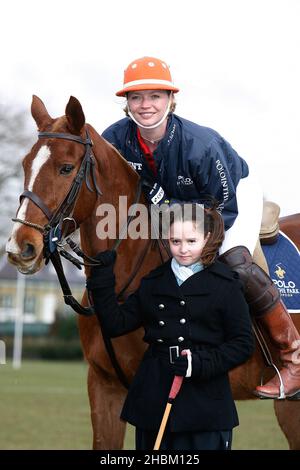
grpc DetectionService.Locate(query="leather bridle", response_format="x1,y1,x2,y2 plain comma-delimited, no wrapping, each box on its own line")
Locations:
12,128,142,316
13,129,101,234
12,129,104,314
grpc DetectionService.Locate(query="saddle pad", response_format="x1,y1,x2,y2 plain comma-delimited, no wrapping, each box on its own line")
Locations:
262,231,300,313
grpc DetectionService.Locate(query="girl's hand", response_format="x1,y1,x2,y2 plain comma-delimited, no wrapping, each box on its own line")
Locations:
86,250,117,289
172,349,192,377
91,250,117,269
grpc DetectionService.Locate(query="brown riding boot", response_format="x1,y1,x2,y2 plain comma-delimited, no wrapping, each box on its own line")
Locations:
219,245,300,399
254,300,300,398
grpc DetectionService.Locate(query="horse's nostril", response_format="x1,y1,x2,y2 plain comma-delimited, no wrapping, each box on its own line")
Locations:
7,252,19,264
21,243,36,260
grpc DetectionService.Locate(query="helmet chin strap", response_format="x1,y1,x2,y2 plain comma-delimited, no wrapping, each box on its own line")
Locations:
127,95,172,130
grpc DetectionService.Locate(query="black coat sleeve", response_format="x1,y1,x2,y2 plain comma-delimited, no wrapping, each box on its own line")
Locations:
86,268,143,338
194,280,255,380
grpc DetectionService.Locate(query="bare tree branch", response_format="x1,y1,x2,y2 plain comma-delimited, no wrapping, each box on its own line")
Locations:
0,102,34,246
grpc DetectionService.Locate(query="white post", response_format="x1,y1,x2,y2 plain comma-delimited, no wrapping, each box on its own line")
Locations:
12,271,25,369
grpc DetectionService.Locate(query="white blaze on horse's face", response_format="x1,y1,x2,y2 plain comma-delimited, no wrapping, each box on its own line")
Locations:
6,145,51,255
28,145,51,191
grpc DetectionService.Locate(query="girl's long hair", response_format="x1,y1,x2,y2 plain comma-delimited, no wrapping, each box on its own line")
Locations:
201,202,225,265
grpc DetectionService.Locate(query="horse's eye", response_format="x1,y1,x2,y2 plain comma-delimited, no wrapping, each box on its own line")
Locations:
60,164,75,175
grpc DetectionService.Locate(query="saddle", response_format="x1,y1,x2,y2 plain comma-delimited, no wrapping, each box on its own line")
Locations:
259,200,280,245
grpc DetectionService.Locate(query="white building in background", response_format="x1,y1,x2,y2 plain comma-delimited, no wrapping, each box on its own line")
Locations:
0,255,85,335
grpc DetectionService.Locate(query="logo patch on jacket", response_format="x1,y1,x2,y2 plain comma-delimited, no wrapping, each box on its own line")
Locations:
177,175,194,186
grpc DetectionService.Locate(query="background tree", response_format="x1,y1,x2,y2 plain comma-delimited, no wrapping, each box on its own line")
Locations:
0,102,33,253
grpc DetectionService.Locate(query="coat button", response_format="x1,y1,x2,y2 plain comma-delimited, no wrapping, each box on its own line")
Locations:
158,304,165,310
159,320,165,326
180,318,186,324
157,338,164,343
178,336,184,342
180,300,185,306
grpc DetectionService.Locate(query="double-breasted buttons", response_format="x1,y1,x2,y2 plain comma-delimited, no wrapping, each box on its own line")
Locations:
180,300,185,306
180,318,186,324
178,336,184,342
159,320,165,326
158,304,165,310
157,338,164,343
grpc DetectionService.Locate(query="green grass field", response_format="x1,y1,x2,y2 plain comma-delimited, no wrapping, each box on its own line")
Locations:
0,360,288,450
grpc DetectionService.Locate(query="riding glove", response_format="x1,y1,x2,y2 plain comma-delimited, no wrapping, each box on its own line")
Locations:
86,250,117,290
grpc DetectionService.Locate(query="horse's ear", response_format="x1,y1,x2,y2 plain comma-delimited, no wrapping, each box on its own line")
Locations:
65,96,85,135
31,95,52,130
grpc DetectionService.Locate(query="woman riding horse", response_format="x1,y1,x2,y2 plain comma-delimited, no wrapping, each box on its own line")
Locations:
102,55,300,399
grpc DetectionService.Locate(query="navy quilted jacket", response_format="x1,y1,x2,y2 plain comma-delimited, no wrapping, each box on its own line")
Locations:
102,114,249,230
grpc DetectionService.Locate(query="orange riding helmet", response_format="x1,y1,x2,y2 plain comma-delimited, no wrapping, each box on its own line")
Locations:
116,56,179,97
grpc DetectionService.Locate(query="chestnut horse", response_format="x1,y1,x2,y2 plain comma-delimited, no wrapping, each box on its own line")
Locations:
6,96,300,449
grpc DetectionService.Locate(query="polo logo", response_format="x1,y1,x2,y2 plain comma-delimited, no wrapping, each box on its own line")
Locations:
275,264,286,279
177,175,194,186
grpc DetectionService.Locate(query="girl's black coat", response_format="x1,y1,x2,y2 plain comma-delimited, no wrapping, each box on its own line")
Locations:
88,260,254,432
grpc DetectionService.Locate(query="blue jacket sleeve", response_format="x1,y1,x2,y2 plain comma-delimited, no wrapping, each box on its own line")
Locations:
192,137,248,230
193,280,255,380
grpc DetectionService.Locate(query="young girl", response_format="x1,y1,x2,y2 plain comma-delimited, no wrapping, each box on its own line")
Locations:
86,203,254,450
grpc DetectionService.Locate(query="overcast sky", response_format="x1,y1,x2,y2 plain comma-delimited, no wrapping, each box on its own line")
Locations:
1,0,299,216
